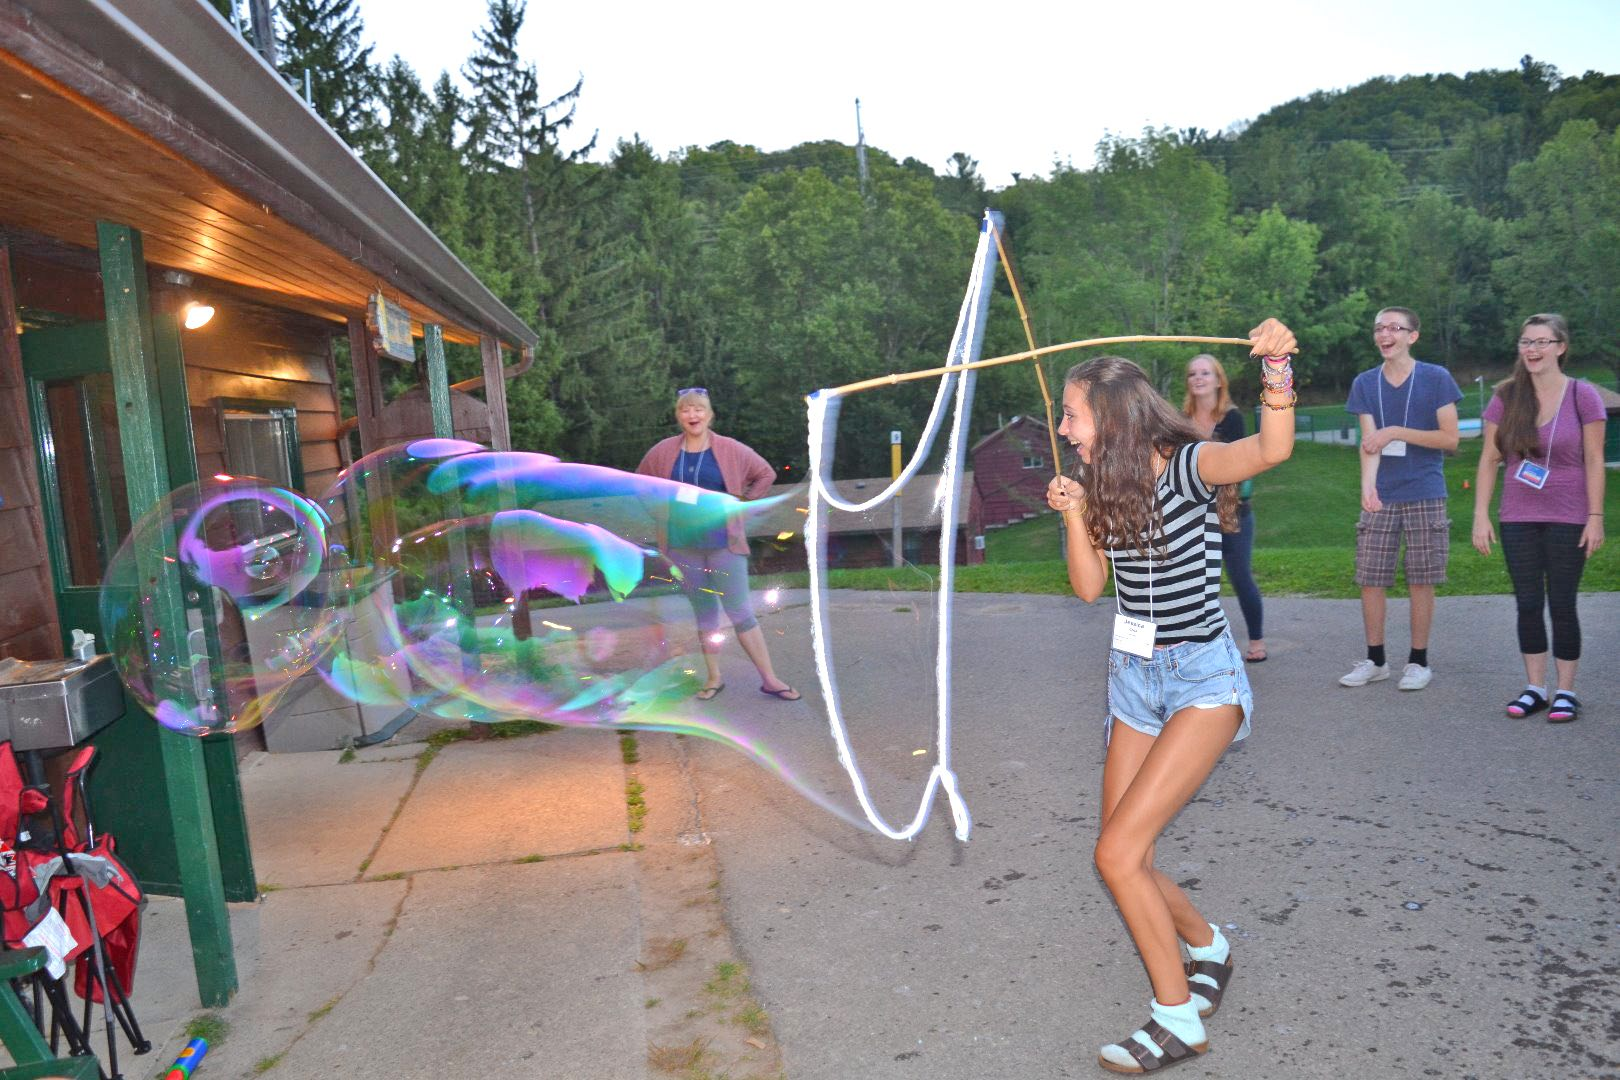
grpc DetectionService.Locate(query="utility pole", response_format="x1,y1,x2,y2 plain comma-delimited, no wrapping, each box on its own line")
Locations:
855,98,869,198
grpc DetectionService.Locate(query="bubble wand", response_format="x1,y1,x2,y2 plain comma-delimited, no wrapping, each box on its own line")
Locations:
984,219,1065,481
163,1037,209,1079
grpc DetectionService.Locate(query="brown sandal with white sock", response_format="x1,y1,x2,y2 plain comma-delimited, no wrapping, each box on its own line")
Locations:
1187,957,1234,1018
1098,1019,1207,1074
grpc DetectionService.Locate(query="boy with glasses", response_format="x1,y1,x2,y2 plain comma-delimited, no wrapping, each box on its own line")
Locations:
1341,307,1462,691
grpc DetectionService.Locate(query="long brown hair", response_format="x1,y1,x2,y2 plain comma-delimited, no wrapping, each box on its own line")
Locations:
1493,313,1570,460
1180,353,1234,422
1067,356,1238,555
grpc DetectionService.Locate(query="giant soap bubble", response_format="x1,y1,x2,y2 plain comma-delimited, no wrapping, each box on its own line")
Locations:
100,438,964,834
98,478,340,735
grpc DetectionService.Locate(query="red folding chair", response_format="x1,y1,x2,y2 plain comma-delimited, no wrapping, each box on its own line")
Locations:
0,742,150,1079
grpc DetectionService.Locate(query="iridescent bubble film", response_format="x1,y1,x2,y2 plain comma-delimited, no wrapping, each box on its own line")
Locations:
100,440,962,831
99,478,340,735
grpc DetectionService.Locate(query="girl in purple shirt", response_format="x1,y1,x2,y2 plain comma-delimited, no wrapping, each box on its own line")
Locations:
1471,314,1608,723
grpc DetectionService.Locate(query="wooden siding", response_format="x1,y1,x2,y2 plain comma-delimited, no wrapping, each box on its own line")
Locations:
178,301,342,496
971,418,1057,530
377,385,494,447
0,244,60,658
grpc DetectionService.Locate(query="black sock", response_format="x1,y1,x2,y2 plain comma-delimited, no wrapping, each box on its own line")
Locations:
1409,648,1428,668
1367,644,1386,667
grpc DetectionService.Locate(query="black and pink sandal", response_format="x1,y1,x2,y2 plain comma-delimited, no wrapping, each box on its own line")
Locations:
1505,690,1547,718
1547,691,1579,723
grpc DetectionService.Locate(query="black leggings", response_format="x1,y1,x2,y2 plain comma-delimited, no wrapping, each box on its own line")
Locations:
1499,522,1587,661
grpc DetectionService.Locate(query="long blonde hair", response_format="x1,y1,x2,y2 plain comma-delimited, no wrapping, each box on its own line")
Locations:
1181,353,1234,421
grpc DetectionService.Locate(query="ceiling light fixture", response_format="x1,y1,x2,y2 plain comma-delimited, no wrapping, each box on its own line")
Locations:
182,302,215,330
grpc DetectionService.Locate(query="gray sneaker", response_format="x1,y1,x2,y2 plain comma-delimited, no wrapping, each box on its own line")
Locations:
1397,663,1433,691
1339,660,1390,687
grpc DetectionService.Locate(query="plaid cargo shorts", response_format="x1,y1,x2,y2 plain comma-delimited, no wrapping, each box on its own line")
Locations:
1354,497,1451,587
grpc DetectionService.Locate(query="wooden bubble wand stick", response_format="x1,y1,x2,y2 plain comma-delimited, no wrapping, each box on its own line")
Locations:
817,334,1256,401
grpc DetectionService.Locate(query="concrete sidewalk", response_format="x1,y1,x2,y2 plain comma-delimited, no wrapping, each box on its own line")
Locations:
127,723,782,1080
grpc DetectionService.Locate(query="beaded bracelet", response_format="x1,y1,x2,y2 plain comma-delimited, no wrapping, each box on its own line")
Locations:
1259,387,1297,411
1262,353,1293,367
1261,368,1294,392
1261,366,1294,389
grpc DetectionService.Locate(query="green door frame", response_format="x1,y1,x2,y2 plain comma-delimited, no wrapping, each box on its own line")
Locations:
21,305,258,920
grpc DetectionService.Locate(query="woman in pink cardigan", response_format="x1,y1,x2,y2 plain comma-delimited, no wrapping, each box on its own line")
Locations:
636,388,800,702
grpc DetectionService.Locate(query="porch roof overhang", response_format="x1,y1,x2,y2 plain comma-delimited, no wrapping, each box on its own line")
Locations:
0,0,538,350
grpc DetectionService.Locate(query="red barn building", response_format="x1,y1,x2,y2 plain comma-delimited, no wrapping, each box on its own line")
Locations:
969,416,1058,530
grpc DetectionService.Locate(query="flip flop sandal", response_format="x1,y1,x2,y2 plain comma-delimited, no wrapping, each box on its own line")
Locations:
1244,649,1267,663
695,684,725,701
1506,689,1548,718
1547,691,1579,723
1186,956,1234,1018
1098,1019,1207,1074
760,685,801,701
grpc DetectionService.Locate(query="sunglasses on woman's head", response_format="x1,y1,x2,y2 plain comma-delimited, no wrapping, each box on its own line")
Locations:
677,386,708,397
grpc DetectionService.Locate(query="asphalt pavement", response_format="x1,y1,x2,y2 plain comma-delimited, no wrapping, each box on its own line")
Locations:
97,589,1620,1080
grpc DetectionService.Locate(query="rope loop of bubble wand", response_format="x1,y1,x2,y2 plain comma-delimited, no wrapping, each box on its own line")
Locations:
802,217,1002,842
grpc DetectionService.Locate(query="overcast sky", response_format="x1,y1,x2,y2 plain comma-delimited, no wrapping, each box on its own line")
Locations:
356,0,1619,188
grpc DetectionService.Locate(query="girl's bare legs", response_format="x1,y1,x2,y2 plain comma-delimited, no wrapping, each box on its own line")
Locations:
1096,707,1241,1002
1101,728,1218,951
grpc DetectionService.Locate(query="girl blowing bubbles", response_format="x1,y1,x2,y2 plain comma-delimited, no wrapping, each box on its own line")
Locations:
1046,319,1298,1073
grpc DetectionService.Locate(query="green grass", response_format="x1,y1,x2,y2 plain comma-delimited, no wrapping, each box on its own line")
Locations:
184,1013,229,1044
789,439,1619,599
626,778,647,833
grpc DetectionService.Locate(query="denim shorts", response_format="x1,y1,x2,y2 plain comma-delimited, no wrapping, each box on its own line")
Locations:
1106,632,1253,744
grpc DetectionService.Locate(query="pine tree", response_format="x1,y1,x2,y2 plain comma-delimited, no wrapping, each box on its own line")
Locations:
277,0,380,151
463,0,595,266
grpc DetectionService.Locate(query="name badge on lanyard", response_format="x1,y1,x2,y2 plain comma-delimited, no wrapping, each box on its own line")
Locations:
1515,460,1549,489
1112,612,1157,659
1514,382,1567,491
1378,368,1415,458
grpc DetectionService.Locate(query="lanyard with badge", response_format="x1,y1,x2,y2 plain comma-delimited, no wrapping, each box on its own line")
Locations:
1377,366,1417,457
1111,549,1157,659
1515,380,1568,490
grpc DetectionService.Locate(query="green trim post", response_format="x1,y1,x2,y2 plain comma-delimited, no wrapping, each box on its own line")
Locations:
424,324,453,439
97,221,238,1005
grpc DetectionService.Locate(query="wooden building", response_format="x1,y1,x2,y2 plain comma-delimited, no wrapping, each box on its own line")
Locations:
969,415,1058,531
0,0,538,1003
746,476,984,572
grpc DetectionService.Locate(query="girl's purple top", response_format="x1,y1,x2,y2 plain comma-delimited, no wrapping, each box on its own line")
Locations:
1483,379,1606,525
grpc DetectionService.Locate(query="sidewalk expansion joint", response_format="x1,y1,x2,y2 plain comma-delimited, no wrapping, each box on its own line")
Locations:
248,874,416,1075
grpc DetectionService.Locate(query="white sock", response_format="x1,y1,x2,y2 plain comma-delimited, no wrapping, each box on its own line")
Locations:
1185,923,1229,1011
1525,684,1547,699
1099,997,1206,1068
1186,923,1229,965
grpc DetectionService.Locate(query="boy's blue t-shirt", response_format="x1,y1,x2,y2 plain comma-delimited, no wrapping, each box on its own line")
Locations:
1345,360,1463,504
